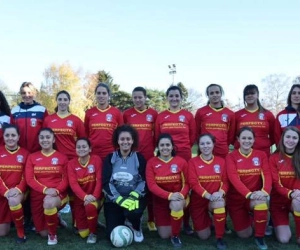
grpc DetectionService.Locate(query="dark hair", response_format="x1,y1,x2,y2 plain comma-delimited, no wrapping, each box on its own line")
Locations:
19,82,36,95
54,90,71,112
276,126,300,178
132,86,146,96
156,133,176,157
0,91,11,116
76,137,91,148
39,127,55,136
287,84,300,110
243,84,266,113
94,82,111,96
112,125,139,150
206,83,224,106
236,126,255,138
166,85,182,98
197,133,216,155
2,124,20,135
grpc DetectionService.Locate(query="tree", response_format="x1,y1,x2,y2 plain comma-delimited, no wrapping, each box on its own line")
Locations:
146,88,167,112
0,79,19,107
261,74,291,115
186,87,204,114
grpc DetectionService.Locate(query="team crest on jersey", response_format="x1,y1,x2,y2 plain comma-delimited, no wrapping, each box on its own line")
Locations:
30,118,37,127
170,164,178,173
66,120,73,127
87,165,95,173
106,114,112,122
146,114,153,122
16,155,24,163
252,157,260,166
214,164,221,173
51,158,59,165
221,114,228,122
179,115,185,122
258,113,265,120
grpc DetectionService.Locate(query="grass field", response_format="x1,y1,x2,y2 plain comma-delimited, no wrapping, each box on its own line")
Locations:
0,211,299,250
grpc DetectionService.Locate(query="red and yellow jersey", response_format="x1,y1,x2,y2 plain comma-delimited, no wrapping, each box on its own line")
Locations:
68,155,103,201
188,155,228,197
269,152,300,199
195,105,235,158
43,113,86,159
0,146,29,196
84,106,123,160
226,149,272,198
25,150,68,194
123,107,157,161
234,108,275,156
155,109,196,161
146,156,189,200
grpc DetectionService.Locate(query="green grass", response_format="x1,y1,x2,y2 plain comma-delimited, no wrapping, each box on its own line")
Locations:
0,211,298,250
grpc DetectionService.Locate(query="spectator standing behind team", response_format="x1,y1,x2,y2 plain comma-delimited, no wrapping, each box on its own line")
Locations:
68,138,103,244
43,90,86,160
123,86,158,231
188,133,228,250
195,83,235,159
102,125,147,243
25,128,68,246
269,126,300,247
0,125,29,243
146,133,189,248
274,84,300,144
234,84,275,157
226,126,271,250
84,83,123,161
155,85,196,234
0,91,11,145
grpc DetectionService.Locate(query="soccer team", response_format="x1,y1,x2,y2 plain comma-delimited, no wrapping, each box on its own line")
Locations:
0,81,300,250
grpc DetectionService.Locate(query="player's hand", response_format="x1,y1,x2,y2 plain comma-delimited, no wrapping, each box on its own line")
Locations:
169,192,184,201
210,191,224,202
116,196,136,210
44,188,58,196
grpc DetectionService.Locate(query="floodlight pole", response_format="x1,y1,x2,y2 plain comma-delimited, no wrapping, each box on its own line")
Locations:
168,64,176,85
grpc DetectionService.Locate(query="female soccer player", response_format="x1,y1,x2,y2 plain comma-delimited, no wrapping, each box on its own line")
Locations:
68,138,102,244
0,125,28,243
155,85,196,234
274,84,300,144
0,91,11,145
146,133,189,248
43,90,86,160
226,126,272,250
234,84,275,156
25,128,68,245
103,125,147,243
123,86,158,231
84,83,123,161
269,126,300,247
188,133,228,250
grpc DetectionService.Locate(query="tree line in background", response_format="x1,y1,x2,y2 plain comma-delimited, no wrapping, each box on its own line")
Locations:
1,62,299,120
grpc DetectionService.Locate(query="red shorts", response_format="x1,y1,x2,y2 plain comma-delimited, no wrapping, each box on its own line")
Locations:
190,193,211,231
153,196,171,226
270,197,291,227
30,190,68,232
0,196,11,223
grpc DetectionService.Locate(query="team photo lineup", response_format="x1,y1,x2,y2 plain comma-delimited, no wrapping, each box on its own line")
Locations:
0,81,300,250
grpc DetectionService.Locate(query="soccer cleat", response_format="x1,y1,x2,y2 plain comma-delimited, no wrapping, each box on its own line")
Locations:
184,225,194,235
255,237,268,250
86,233,97,244
58,213,68,228
47,234,58,245
133,229,144,242
216,238,227,250
171,236,182,248
16,236,26,244
264,225,273,236
147,221,157,231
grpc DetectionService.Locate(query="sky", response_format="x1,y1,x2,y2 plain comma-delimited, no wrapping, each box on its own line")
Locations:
0,1,299,104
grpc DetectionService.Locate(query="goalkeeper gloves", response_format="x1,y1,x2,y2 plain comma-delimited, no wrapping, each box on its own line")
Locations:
116,196,136,210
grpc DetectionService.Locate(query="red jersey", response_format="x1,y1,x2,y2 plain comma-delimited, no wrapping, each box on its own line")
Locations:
226,149,272,198
146,156,189,200
68,155,103,201
123,107,158,161
0,146,29,196
234,108,275,156
269,152,300,200
155,109,196,161
25,150,68,194
195,105,235,158
43,113,86,159
188,155,228,197
84,106,123,160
